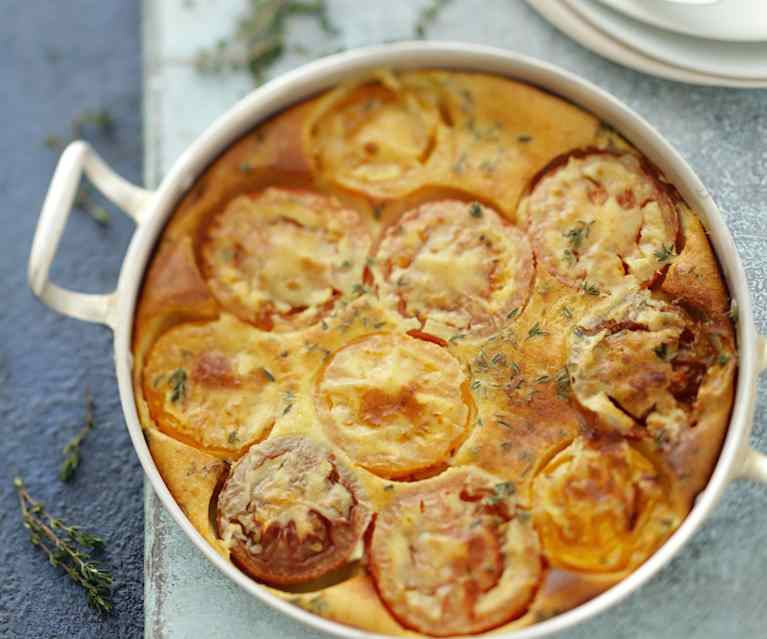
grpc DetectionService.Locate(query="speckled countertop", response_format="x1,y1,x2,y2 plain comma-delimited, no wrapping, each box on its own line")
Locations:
0,2,143,638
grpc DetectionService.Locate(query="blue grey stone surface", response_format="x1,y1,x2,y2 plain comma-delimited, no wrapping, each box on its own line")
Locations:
0,2,143,638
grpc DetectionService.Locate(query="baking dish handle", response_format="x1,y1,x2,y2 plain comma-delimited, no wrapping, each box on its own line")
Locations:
737,334,767,483
28,141,153,329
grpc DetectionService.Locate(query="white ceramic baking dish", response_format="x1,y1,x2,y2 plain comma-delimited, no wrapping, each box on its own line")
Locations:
27,42,767,638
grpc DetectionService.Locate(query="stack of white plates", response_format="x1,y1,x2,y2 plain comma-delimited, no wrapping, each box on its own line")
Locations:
527,0,767,87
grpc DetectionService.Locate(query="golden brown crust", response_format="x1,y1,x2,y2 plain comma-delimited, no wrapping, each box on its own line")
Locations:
131,70,735,637
145,428,228,553
661,204,729,313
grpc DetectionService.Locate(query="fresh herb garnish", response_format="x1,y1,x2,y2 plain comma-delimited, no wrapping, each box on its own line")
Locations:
168,368,188,403
581,281,600,296
506,307,519,321
196,0,338,84
261,367,276,382
517,134,533,143
495,481,516,497
527,322,547,340
654,343,669,360
14,477,113,615
59,390,96,482
469,202,484,218
74,185,111,226
654,244,676,262
414,0,453,37
43,107,117,227
564,220,594,250
560,305,573,320
484,481,516,505
555,366,571,399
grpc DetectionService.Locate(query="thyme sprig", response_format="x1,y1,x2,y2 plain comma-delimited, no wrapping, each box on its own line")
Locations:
14,477,113,615
44,107,116,227
59,389,96,482
195,0,337,84
414,0,454,38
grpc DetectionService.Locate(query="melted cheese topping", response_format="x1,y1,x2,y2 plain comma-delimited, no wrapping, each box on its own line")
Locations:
132,70,737,635
218,436,370,585
532,438,677,572
520,153,678,290
375,200,533,337
315,333,471,478
201,188,371,331
143,315,296,453
568,286,734,443
369,468,541,636
309,72,443,198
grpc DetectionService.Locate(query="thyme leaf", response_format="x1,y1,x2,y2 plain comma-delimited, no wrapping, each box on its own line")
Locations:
168,368,188,403
526,322,548,340
654,243,676,262
581,281,600,296
563,220,594,250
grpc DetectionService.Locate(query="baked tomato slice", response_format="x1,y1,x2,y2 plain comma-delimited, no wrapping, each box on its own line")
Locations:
568,286,736,442
520,151,678,292
217,436,371,586
201,187,371,331
368,468,541,636
315,333,472,479
308,73,442,199
143,315,295,454
532,437,678,572
374,200,533,337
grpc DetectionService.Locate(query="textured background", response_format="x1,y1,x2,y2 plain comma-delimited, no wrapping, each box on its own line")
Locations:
0,2,144,638
2,1,767,639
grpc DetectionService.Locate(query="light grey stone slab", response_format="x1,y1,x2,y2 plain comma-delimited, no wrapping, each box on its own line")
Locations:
143,1,767,638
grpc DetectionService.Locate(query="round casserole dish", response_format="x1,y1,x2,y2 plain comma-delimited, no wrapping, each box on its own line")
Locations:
27,42,767,639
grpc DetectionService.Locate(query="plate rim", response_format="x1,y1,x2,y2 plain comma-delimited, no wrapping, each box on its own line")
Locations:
526,0,767,88
569,0,767,81
596,0,767,43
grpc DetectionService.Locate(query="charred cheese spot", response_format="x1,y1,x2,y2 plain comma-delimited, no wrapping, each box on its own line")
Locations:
368,467,541,636
143,315,295,454
374,200,534,337
201,188,371,331
309,72,444,198
217,436,370,585
532,437,678,572
568,287,736,444
315,334,471,479
521,152,678,291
